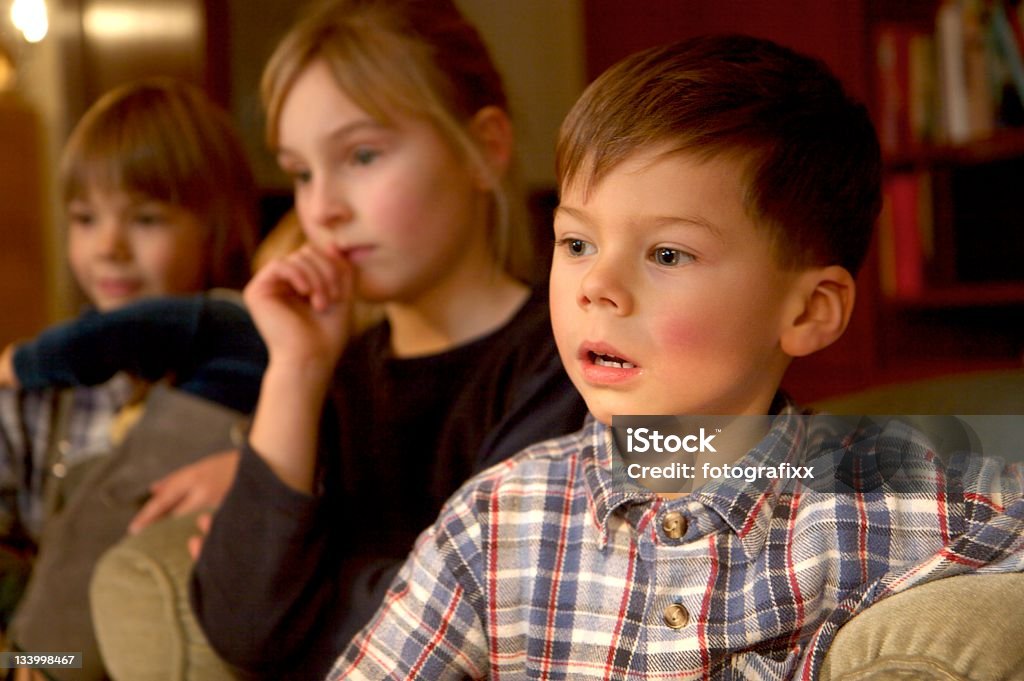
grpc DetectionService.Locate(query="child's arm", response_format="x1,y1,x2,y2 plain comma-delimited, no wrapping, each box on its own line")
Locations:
241,242,353,492
328,509,489,680
5,296,265,398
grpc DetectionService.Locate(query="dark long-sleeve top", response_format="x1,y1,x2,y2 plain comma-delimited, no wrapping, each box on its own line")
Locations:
190,286,588,680
12,293,267,414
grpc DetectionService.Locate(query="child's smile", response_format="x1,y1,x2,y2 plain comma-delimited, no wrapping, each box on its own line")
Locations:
550,147,804,423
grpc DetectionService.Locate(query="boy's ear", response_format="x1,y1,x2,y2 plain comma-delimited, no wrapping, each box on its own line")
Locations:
779,265,856,358
468,105,514,190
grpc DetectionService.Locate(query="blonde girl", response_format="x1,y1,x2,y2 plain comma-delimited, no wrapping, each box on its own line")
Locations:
190,1,584,678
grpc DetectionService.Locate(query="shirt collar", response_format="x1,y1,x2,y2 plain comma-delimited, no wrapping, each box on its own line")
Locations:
580,396,809,557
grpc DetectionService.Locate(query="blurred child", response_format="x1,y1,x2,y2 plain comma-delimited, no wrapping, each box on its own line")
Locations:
331,35,1024,679
0,78,259,679
188,0,586,678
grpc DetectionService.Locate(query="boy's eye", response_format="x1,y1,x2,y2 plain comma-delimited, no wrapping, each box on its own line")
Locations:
351,147,379,166
557,238,596,257
651,247,694,267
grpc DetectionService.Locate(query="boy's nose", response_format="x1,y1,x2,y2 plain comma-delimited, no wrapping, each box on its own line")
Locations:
577,256,633,315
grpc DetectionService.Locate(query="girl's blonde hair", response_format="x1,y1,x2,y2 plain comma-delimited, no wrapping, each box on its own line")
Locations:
261,0,532,281
60,79,259,289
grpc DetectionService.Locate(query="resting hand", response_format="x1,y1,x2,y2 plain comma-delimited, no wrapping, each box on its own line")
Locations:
128,450,240,534
0,343,19,388
188,511,213,562
244,243,354,373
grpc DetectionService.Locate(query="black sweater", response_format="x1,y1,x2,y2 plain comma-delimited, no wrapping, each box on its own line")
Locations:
190,287,587,680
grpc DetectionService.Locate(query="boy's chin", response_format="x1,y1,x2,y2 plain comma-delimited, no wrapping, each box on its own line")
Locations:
580,397,628,426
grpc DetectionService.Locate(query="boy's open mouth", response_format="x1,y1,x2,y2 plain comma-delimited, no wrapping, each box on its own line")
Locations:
590,351,637,369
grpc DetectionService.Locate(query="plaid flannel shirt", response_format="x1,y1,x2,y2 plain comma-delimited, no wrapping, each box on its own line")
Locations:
0,377,132,542
332,405,1024,680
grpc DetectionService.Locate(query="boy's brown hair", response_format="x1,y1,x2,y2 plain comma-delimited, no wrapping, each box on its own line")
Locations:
556,34,882,275
60,79,259,289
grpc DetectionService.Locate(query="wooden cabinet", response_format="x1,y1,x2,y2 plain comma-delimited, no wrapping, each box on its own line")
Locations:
0,94,49,346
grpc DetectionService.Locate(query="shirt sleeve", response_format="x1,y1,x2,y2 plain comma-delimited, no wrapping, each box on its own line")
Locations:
328,494,490,680
189,443,336,678
475,343,587,470
13,297,209,388
13,295,266,413
0,389,30,547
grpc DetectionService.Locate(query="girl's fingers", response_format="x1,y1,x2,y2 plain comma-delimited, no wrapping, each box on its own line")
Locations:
128,481,189,534
290,246,340,311
245,242,353,317
188,534,204,562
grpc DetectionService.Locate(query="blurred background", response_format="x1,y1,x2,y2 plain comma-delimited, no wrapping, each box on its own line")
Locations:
1,0,1022,403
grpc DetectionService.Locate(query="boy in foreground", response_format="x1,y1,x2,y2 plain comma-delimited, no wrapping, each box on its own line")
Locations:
330,35,1024,679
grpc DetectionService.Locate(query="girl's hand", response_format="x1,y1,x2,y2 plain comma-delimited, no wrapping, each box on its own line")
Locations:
243,243,354,372
188,511,213,562
127,450,240,534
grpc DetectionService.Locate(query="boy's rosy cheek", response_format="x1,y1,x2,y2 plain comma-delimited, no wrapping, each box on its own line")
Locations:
653,313,711,352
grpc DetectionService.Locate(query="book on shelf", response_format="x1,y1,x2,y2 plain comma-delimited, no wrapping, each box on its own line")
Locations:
936,0,973,144
991,0,1024,119
873,24,937,155
877,0,1024,155
878,172,933,299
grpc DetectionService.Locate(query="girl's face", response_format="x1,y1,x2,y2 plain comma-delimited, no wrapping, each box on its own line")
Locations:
275,59,494,304
67,188,208,311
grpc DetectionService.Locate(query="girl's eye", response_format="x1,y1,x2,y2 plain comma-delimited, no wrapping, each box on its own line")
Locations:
351,147,379,166
557,238,596,257
651,247,694,267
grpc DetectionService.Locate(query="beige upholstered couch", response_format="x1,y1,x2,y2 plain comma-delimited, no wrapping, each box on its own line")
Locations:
90,370,1024,680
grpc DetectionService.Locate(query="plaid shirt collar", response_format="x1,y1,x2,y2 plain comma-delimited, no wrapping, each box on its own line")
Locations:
582,396,808,558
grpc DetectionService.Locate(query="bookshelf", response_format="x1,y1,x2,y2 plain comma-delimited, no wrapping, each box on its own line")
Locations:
580,0,1023,401
868,0,1024,383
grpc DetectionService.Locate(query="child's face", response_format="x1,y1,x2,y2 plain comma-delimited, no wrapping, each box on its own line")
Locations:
550,147,802,424
67,188,208,311
276,59,493,304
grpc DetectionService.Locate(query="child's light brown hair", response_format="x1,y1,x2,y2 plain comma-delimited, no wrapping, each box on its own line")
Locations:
557,34,882,276
261,0,532,281
60,79,259,289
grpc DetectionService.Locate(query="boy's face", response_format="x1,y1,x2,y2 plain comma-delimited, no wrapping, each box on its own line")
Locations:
550,147,802,424
67,188,208,311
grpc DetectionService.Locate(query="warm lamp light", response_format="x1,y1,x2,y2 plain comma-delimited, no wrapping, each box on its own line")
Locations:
10,0,48,43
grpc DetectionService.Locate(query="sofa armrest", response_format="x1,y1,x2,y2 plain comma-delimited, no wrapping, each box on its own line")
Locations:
89,513,236,681
820,572,1024,680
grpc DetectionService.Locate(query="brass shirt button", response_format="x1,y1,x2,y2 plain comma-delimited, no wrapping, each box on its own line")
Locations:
663,603,689,629
661,511,687,539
